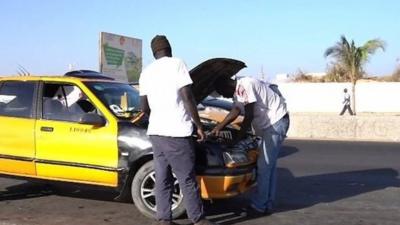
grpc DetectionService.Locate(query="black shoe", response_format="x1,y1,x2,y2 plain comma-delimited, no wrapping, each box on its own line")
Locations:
244,206,272,217
194,218,218,225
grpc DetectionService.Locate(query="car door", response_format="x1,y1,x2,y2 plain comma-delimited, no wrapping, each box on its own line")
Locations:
0,80,37,176
35,81,119,187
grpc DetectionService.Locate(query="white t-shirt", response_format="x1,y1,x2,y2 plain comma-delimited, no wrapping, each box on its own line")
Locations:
234,77,288,136
139,57,193,137
344,92,351,105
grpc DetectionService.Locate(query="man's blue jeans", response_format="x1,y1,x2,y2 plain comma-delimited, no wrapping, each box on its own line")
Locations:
251,114,290,211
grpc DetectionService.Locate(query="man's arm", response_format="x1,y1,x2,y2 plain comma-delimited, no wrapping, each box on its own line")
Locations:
211,103,254,142
140,96,151,115
179,85,205,142
211,105,241,135
237,102,254,141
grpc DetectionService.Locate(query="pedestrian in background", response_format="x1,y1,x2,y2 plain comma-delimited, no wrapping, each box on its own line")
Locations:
340,88,354,116
139,35,216,225
211,76,289,216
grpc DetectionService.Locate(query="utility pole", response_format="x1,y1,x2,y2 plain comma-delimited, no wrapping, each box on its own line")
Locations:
260,65,265,81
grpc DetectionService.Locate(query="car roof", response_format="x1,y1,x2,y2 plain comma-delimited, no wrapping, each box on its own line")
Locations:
0,71,120,83
64,70,115,80
0,76,119,83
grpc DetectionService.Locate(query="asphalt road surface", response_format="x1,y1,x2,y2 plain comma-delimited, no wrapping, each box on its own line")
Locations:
1,139,399,225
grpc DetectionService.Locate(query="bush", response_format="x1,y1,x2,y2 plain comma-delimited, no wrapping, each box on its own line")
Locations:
392,67,400,81
324,64,350,82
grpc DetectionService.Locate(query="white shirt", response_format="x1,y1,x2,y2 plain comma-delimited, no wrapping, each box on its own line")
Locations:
344,92,351,105
234,77,288,136
139,57,193,137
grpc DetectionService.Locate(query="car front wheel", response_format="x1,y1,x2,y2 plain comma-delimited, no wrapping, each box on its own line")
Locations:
131,160,186,219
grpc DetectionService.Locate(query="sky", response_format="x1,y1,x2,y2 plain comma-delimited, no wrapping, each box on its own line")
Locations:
0,0,399,80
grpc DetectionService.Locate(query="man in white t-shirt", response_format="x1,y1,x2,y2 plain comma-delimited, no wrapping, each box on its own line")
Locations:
139,35,215,225
211,76,290,216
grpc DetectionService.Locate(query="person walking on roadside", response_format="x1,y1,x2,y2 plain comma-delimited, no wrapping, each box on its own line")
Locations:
139,35,217,225
211,76,289,216
340,88,354,116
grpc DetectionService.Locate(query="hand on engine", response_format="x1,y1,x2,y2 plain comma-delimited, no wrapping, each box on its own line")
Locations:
196,127,206,142
210,125,223,137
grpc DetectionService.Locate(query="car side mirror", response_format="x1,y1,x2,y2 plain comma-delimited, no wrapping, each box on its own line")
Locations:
79,113,106,127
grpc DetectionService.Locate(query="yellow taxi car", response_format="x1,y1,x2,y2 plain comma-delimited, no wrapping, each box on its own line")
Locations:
0,58,259,219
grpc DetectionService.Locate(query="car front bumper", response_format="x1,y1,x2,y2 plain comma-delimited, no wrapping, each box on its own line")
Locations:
197,166,256,199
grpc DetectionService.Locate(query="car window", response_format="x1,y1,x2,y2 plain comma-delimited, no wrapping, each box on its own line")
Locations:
42,83,100,122
84,82,140,119
0,81,35,118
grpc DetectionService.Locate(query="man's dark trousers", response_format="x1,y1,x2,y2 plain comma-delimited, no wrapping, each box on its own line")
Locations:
149,135,204,222
340,105,354,115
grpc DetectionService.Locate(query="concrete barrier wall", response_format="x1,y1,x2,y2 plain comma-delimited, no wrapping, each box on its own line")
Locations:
278,82,400,113
217,81,400,141
287,113,400,142
277,82,400,141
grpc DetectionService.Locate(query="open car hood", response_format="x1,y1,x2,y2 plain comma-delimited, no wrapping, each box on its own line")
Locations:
189,58,246,103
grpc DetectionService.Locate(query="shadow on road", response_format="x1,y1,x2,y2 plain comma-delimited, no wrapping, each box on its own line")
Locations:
0,181,53,201
1,144,399,225
278,145,299,158
0,145,300,204
203,144,400,224
0,178,122,203
206,167,400,224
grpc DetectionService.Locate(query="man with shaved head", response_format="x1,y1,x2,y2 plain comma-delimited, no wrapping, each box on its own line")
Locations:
139,35,216,225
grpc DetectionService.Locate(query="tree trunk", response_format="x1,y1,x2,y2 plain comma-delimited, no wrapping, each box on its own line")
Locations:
351,66,357,115
352,81,356,115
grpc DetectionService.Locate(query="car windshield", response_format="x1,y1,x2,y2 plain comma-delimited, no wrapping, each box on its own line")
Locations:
84,81,140,119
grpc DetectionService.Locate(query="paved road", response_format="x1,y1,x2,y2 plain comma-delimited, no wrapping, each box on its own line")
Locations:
1,140,399,225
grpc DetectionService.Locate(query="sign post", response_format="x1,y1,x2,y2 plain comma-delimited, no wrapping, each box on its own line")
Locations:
100,32,142,82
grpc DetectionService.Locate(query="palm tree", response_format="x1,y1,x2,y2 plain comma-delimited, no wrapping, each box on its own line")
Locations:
324,35,385,114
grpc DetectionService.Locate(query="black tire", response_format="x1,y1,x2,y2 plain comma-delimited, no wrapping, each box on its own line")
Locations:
131,160,186,219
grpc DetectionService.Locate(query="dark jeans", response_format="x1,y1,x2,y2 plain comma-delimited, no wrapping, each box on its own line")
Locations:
149,135,204,223
340,105,354,115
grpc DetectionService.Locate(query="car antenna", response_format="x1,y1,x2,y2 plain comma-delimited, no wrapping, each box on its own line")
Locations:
17,64,30,76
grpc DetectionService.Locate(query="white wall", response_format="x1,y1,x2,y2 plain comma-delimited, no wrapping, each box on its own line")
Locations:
356,83,400,112
278,82,400,113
